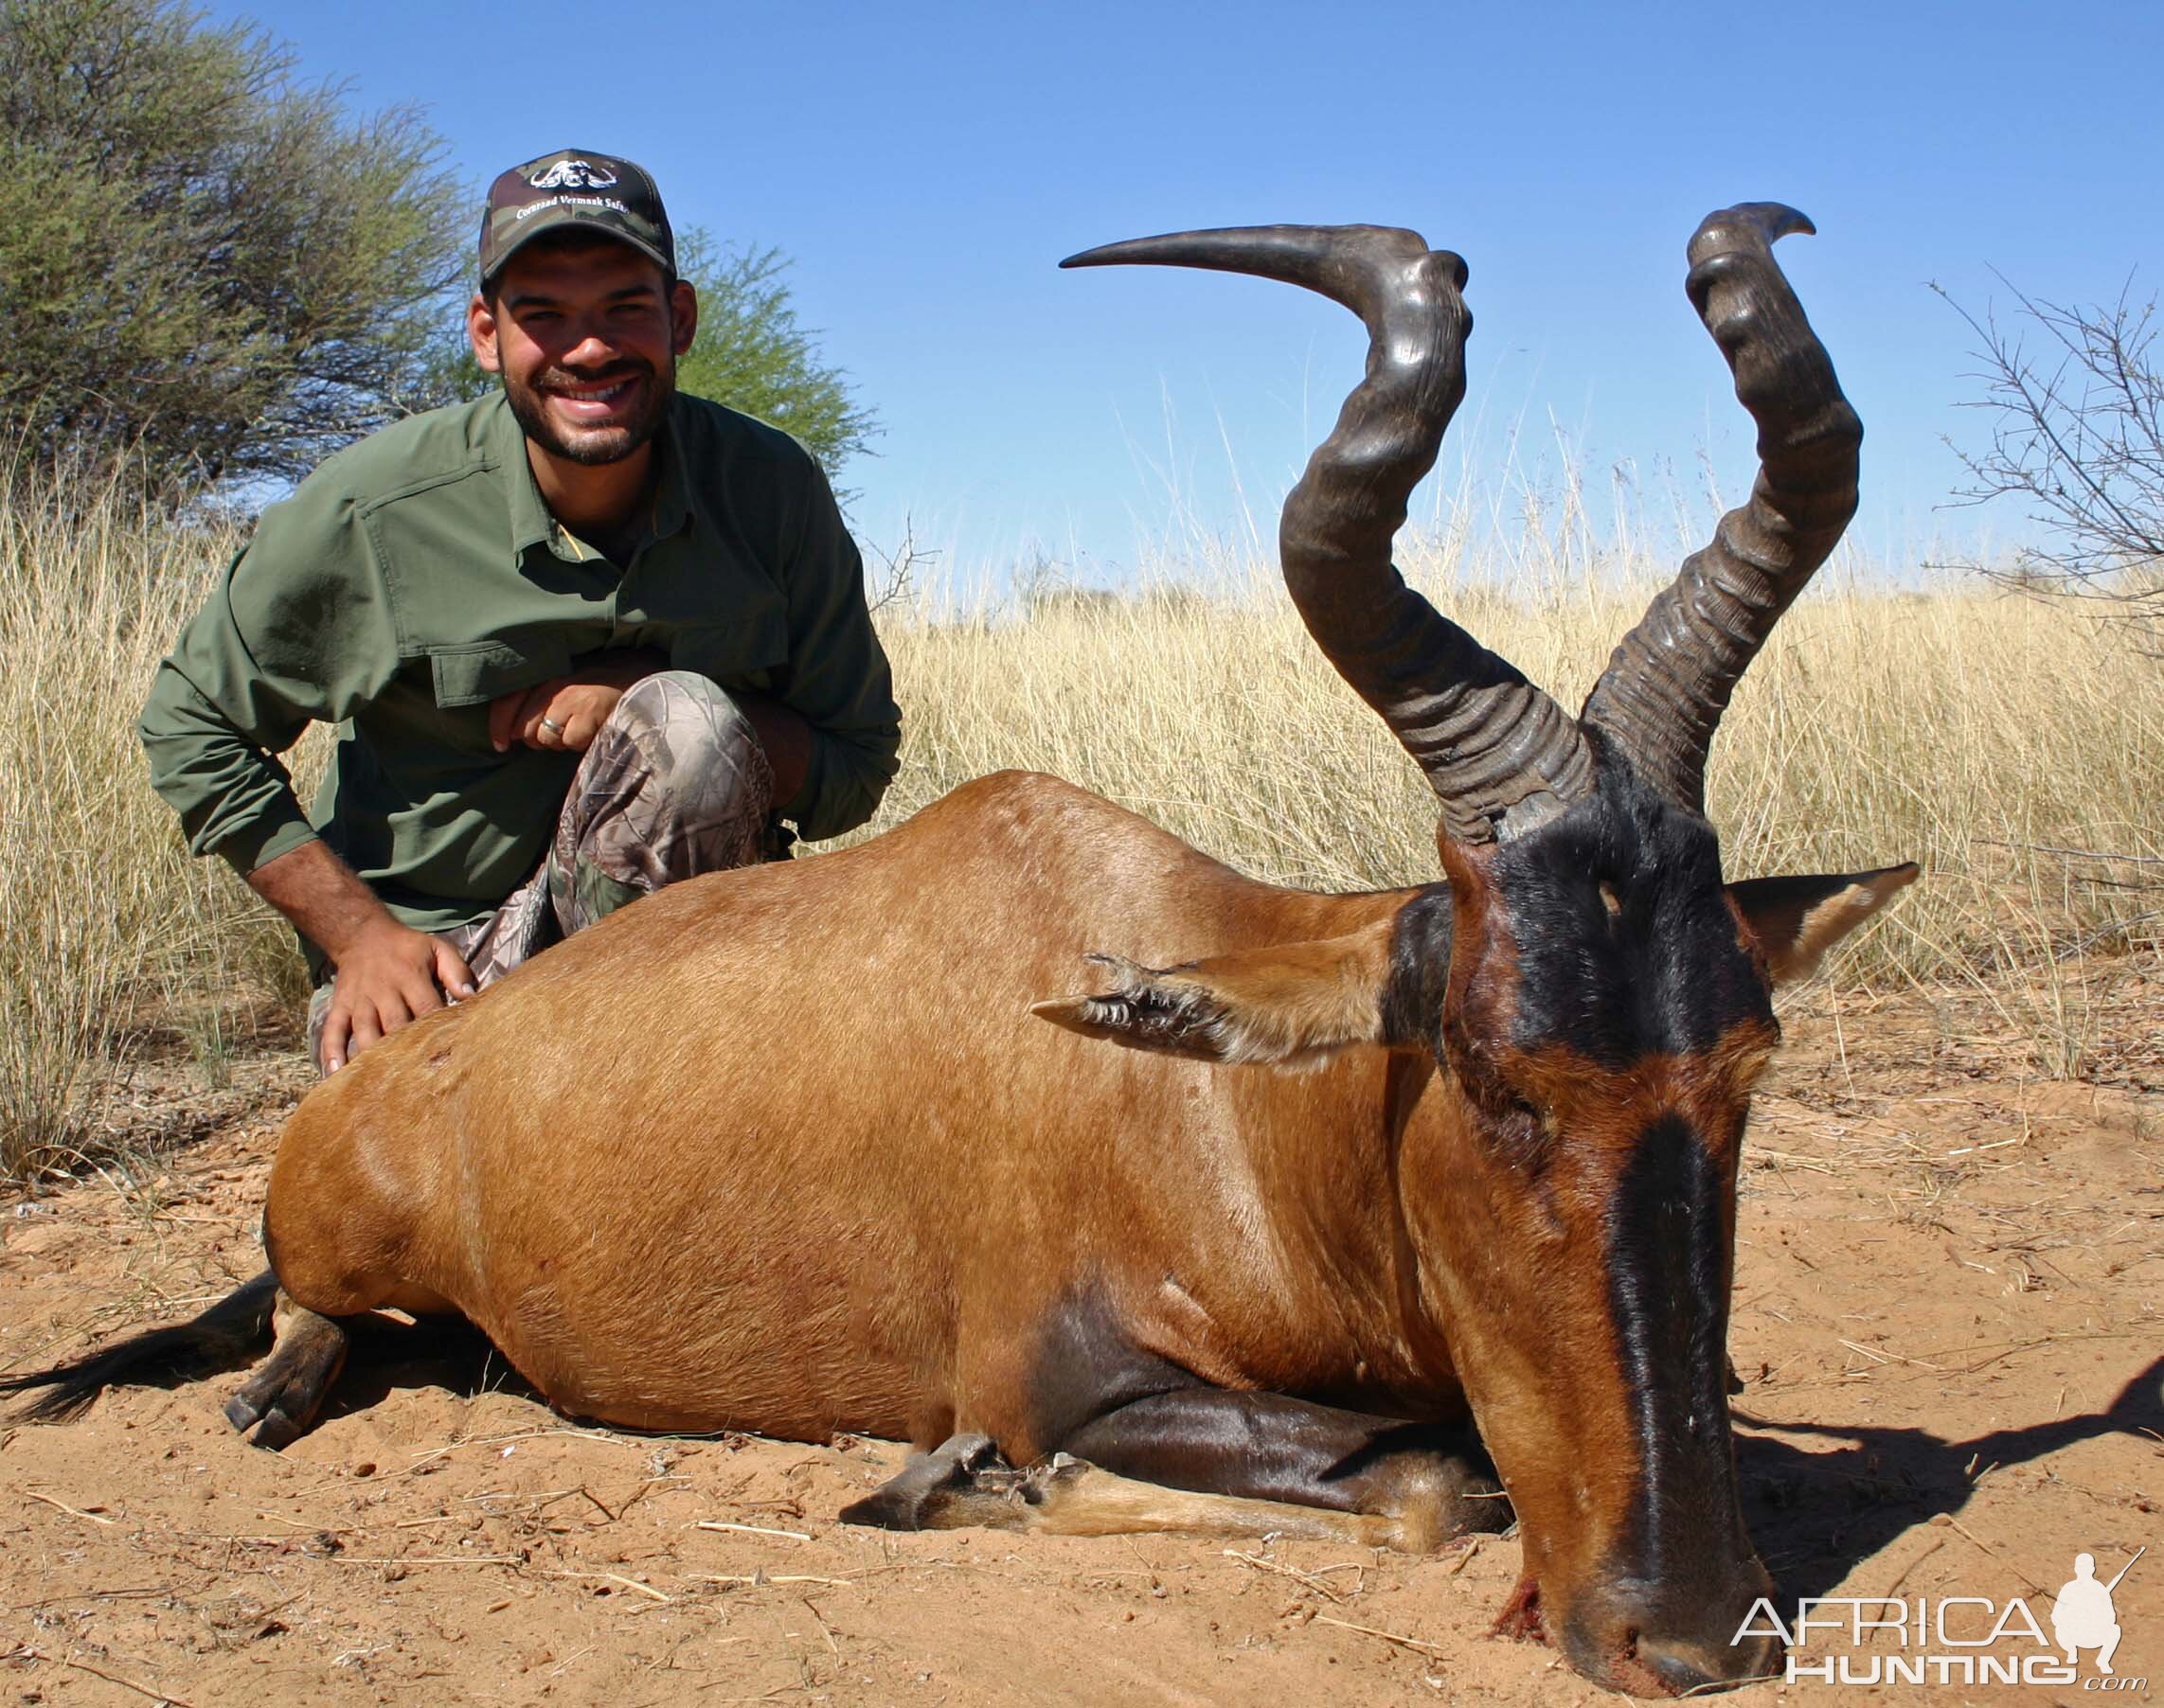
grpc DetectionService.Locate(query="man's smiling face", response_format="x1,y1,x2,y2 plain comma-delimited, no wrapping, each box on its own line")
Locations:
470,233,699,467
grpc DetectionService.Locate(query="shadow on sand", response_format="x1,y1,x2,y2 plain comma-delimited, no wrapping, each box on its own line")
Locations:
1734,1352,2164,1600
313,1310,546,1422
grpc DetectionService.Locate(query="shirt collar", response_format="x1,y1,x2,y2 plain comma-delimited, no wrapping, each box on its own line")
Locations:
648,398,693,543
496,395,558,560
496,389,696,561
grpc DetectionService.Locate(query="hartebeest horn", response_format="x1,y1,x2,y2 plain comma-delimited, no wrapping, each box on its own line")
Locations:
1580,204,1863,816
1062,225,1592,844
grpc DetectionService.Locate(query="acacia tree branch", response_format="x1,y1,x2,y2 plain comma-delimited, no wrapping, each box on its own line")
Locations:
1934,274,2164,627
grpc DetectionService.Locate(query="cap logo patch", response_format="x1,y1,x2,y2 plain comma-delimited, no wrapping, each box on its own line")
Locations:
528,158,619,191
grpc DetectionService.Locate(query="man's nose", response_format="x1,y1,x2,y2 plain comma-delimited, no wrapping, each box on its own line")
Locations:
558,325,622,370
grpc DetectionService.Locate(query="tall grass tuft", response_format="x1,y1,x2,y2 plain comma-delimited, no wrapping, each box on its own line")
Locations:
0,460,290,1181
2,465,2157,1183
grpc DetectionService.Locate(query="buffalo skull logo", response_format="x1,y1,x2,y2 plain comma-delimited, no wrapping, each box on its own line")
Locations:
528,159,619,191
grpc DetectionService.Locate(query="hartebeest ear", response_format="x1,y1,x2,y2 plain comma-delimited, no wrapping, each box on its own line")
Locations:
1029,919,1404,1067
1727,863,1919,986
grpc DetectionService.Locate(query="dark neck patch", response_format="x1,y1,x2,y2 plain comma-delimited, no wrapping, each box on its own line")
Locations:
1380,885,1454,1048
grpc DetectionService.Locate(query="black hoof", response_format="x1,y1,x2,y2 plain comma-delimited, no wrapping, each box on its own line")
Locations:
222,1314,348,1450
224,1388,311,1450
840,1432,1015,1530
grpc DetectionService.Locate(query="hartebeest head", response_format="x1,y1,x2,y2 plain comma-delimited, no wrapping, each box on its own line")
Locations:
1051,207,1914,1694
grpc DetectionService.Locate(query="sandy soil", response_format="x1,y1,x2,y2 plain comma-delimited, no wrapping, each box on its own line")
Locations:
2,975,2158,1708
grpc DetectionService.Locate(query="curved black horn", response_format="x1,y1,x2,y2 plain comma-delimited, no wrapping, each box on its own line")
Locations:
1580,204,1863,816
1063,225,1591,844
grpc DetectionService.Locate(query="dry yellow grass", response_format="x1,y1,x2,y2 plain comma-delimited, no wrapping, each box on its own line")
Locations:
3,469,2157,1180
854,547,2164,1079
0,464,294,1177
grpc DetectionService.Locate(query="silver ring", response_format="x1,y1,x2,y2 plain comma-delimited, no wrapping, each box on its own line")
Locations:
539,716,565,738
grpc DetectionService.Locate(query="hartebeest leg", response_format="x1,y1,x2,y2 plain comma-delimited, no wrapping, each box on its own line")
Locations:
224,1290,349,1450
1063,1389,1511,1550
844,1392,1512,1554
844,1433,1405,1545
222,1278,456,1448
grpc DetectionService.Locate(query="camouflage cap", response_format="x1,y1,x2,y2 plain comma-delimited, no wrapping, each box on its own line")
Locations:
478,148,675,286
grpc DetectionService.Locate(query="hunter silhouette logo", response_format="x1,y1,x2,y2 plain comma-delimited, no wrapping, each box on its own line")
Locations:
1736,1542,2148,1687
2054,1549,2142,1676
528,158,618,191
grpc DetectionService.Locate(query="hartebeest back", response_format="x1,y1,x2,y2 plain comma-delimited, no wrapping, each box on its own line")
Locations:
8,204,1912,1699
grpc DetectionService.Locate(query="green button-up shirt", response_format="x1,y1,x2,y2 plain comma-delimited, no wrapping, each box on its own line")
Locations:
140,391,900,950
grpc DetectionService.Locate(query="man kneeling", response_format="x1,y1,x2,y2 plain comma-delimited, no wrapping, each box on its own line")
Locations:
139,147,900,1074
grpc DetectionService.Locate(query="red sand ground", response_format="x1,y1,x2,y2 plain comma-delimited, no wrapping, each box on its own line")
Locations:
2,975,2158,1707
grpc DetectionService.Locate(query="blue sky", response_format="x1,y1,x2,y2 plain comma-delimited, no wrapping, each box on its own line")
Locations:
230,0,2161,586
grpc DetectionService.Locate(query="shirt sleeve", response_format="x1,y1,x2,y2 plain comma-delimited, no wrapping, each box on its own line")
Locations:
768,452,902,842
138,479,401,876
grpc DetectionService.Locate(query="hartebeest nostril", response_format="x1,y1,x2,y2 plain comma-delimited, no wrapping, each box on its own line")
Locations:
1562,1562,1782,1698
1559,1616,1782,1699
1636,1626,1784,1695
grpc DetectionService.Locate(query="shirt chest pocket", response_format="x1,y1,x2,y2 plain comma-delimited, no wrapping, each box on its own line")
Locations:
425,636,574,708
669,607,790,686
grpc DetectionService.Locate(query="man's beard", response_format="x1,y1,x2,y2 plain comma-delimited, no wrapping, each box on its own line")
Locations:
503,352,674,466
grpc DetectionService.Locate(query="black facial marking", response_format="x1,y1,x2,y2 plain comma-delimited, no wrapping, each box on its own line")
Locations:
1380,884,1454,1048
1604,1115,1744,1588
1493,754,1769,1066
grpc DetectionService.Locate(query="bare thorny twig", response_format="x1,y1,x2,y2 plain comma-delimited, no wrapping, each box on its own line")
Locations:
864,514,933,615
1932,273,2164,641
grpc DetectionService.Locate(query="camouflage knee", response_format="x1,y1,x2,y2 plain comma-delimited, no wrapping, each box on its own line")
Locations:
547,670,777,935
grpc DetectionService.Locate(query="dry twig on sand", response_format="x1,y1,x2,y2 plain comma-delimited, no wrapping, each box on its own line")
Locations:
695,1519,814,1541
1313,1612,1454,1658
20,1488,115,1525
1222,1547,1356,1603
60,1654,195,1707
545,1569,672,1603
1929,1514,2045,1594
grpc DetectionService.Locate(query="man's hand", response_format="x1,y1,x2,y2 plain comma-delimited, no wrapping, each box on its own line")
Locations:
247,839,477,1074
318,921,476,1075
482,650,813,806
490,649,667,754
490,679,626,753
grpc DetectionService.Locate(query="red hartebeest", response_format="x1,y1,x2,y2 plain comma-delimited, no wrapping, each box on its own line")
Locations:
9,205,1912,1697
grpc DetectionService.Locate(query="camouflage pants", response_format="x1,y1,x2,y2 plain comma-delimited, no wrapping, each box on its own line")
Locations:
309,671,776,1073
